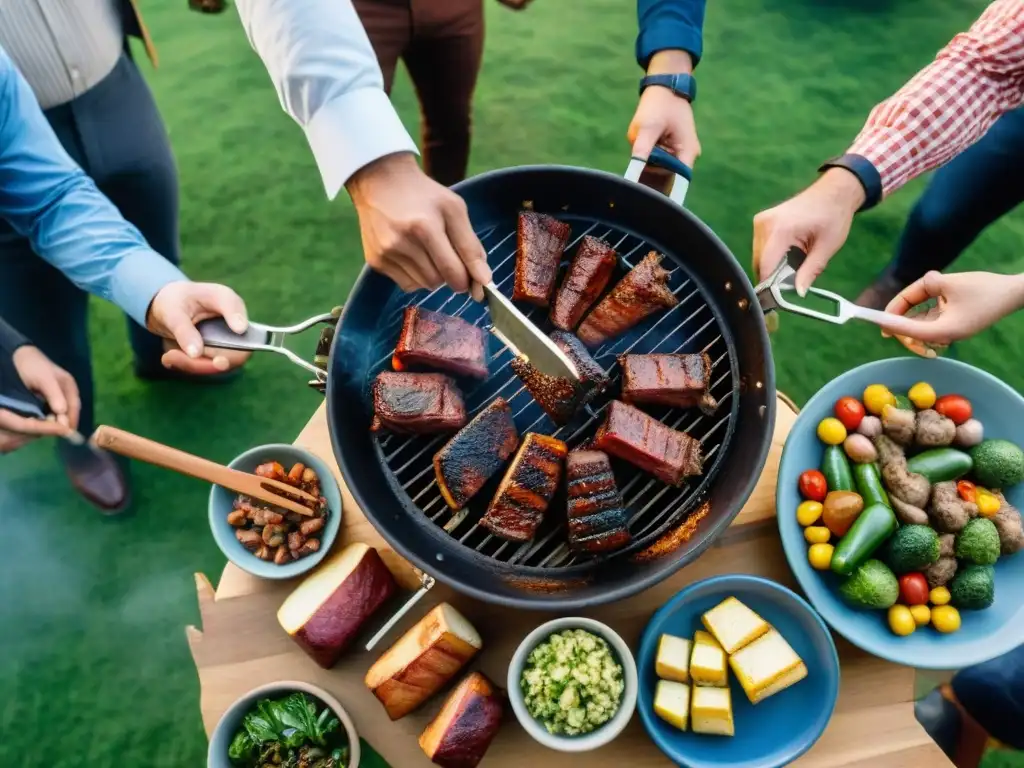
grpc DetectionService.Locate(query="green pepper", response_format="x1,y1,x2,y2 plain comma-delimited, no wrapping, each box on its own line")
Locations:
853,462,890,508
822,445,855,492
906,448,973,483
831,502,899,576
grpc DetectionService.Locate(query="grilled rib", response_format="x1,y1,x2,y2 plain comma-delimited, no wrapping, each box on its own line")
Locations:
509,331,609,425
481,433,567,542
513,212,571,306
551,330,610,393
577,251,678,347
620,352,718,414
393,307,488,380
566,450,632,554
371,372,468,434
434,398,520,510
550,235,618,330
594,400,702,486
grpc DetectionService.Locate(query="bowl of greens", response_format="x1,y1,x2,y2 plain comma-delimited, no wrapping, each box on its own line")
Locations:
208,680,359,768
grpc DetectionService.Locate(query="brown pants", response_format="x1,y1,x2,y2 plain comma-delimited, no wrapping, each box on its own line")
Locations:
353,0,485,186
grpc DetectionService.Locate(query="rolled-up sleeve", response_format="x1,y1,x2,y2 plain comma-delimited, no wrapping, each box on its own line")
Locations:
636,0,706,69
235,0,419,200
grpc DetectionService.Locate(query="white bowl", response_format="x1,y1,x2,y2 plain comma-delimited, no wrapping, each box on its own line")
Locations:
507,617,638,752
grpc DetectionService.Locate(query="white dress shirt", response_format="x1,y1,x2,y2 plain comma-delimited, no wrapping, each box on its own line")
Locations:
235,0,419,201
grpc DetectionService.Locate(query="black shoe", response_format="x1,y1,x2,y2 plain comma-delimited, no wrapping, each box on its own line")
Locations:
134,360,242,384
58,441,132,515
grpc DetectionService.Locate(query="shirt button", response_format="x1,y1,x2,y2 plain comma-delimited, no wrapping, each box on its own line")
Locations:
70,67,80,80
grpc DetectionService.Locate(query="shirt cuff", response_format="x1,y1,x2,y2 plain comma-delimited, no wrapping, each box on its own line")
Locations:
304,87,419,200
636,25,703,69
109,249,189,328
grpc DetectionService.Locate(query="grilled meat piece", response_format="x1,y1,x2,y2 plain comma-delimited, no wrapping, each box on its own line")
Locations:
419,672,505,768
566,450,632,554
513,212,571,306
510,330,609,425
620,352,718,414
371,372,468,434
434,398,520,510
594,400,702,485
481,433,567,542
393,307,489,380
550,235,618,330
577,251,678,347
550,330,610,393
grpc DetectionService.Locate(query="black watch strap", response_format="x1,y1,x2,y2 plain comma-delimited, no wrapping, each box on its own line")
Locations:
818,153,882,212
639,73,696,103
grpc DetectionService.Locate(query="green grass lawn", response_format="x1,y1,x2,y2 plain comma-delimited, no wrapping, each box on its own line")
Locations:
1,0,1022,765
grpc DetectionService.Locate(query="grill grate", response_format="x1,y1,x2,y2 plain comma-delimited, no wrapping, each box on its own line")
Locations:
367,214,739,570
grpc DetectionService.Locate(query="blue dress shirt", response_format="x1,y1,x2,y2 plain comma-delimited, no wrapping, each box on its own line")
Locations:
637,0,706,69
0,44,185,328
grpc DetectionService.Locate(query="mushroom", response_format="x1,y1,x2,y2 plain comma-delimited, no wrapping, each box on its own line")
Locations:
924,557,958,589
928,481,977,534
881,406,916,446
992,491,1024,555
890,495,930,526
915,409,956,447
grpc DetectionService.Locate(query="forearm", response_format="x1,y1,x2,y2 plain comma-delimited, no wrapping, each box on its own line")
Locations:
636,0,705,70
848,0,1024,197
234,0,418,199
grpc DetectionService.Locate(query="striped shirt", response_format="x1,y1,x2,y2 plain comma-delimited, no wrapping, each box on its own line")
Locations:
0,1,124,110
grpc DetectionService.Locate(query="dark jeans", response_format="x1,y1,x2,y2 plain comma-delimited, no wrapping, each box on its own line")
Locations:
952,642,1024,750
892,107,1024,285
0,53,179,436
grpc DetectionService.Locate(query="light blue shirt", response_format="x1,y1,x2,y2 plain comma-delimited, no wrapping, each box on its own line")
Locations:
0,44,186,327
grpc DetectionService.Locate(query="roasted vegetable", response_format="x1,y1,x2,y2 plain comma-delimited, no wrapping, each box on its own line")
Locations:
831,502,898,577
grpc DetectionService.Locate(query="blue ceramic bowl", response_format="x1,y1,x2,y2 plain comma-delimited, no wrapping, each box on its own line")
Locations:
637,575,839,768
778,357,1024,669
208,444,342,580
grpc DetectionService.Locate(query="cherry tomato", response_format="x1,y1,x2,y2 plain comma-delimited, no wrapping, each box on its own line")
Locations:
863,384,896,415
817,417,848,445
934,394,972,425
957,480,977,503
798,469,827,502
898,573,930,606
887,605,916,637
834,397,865,431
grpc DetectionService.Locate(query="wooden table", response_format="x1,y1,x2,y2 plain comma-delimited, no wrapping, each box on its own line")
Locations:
188,397,952,767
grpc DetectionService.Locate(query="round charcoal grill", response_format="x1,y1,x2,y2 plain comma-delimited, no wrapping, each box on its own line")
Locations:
369,217,739,571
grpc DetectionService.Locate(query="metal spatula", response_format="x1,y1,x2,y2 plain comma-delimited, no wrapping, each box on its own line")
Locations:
482,282,579,380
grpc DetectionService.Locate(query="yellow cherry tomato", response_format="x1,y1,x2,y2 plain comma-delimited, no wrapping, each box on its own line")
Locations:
931,605,962,634
804,526,831,545
808,543,835,570
797,500,824,527
909,604,931,627
929,586,951,606
817,417,848,445
863,384,896,415
908,382,937,410
888,605,916,637
976,489,1001,517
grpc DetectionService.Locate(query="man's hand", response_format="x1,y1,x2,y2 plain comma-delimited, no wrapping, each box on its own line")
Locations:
347,153,492,301
495,0,533,9
752,169,866,296
147,281,252,375
628,50,700,169
0,345,80,454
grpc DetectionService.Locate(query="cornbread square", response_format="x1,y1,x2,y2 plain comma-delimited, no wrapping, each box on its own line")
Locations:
693,629,721,648
701,596,770,654
655,634,692,683
729,628,807,704
653,680,690,730
689,640,727,687
691,685,734,736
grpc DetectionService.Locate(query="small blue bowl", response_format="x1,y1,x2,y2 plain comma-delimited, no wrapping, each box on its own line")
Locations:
637,574,839,768
208,444,342,580
778,357,1024,669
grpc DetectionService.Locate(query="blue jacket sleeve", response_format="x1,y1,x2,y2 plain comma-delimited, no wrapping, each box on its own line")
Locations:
0,45,187,327
636,0,706,69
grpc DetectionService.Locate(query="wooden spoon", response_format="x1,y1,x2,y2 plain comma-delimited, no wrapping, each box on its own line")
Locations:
91,426,317,517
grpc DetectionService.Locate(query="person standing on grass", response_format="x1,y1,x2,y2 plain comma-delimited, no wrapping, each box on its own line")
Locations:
751,0,1024,299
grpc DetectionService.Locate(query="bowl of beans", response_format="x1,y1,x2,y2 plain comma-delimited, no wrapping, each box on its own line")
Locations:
208,443,343,579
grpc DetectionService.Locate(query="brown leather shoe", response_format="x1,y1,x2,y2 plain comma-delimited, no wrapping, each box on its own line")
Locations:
855,271,908,310
58,442,132,515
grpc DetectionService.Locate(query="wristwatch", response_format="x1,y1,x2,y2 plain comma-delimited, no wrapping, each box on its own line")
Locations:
818,153,882,212
639,73,697,103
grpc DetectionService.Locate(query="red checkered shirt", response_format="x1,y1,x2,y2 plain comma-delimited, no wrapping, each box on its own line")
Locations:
848,0,1024,198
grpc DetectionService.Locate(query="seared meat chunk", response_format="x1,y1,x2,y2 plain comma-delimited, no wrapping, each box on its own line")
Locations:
513,212,571,306
550,235,617,330
393,307,488,380
620,352,718,414
577,252,678,347
481,434,567,542
371,372,467,434
550,330,609,391
511,331,610,424
594,400,702,485
434,398,520,510
566,450,632,554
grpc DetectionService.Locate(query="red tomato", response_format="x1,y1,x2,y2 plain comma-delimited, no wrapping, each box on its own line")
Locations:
898,573,930,605
799,470,828,502
957,480,977,503
834,397,865,431
935,394,972,425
